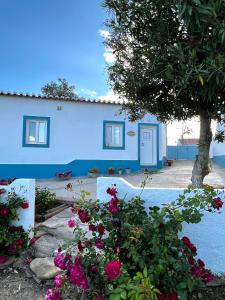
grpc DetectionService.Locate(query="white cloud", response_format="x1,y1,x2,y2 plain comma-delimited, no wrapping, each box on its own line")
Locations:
99,29,115,64
98,90,124,103
99,30,110,39
79,88,97,99
103,52,115,63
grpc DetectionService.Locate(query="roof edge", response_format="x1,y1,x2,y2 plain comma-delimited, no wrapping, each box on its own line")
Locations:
0,91,124,105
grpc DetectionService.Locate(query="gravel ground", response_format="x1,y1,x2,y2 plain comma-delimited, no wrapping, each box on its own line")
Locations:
0,268,46,300
1,267,225,300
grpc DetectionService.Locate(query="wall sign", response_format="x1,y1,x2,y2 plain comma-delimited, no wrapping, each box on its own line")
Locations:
127,131,136,136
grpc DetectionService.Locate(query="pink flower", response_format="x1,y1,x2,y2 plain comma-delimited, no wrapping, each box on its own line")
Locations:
46,288,61,300
54,274,64,288
106,186,118,196
70,256,89,290
54,252,71,270
108,197,119,214
78,209,90,223
95,238,104,249
68,219,76,228
104,261,121,280
212,197,223,210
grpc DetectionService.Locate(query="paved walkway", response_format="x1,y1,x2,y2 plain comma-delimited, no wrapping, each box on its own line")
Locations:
37,160,225,200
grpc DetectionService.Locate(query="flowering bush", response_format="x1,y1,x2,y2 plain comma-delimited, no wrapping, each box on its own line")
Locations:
0,189,29,256
47,184,223,300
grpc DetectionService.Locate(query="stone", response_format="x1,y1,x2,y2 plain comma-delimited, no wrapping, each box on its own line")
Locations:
33,234,64,258
37,208,78,241
30,257,62,280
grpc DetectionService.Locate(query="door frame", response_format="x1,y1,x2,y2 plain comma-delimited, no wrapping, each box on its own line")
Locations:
138,123,159,167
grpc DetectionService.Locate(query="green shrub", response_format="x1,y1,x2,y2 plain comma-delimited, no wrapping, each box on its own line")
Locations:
35,187,56,213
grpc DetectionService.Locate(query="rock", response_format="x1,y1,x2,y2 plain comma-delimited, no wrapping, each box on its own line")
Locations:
37,208,77,241
0,256,15,269
30,257,62,280
35,230,48,238
33,234,64,258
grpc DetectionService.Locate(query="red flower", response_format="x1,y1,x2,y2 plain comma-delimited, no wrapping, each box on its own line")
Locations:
97,224,105,235
212,197,223,210
95,238,104,249
157,293,179,300
71,206,78,214
8,243,18,251
0,255,9,264
78,209,90,223
68,219,76,228
16,239,24,246
188,256,195,265
0,207,9,217
0,189,6,196
90,265,98,273
78,241,84,252
21,201,29,209
29,237,37,245
106,187,117,196
89,224,97,231
181,236,196,252
104,260,121,280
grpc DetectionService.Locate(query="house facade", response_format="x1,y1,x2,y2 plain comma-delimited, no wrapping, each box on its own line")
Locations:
212,122,225,167
0,92,167,179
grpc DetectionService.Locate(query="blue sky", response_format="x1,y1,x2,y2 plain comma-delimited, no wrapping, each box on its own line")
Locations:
0,0,112,99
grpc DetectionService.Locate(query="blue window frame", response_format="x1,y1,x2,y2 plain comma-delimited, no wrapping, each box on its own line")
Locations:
103,121,125,150
23,116,50,148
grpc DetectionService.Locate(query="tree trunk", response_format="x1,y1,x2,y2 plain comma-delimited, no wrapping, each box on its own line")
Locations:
191,111,212,188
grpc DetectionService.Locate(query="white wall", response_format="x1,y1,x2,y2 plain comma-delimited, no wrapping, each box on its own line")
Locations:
0,96,165,164
0,179,35,231
97,177,225,273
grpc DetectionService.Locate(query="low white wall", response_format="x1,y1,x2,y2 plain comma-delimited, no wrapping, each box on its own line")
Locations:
0,179,35,231
97,177,225,274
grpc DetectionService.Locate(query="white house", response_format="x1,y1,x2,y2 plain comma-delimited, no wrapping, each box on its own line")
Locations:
0,92,167,179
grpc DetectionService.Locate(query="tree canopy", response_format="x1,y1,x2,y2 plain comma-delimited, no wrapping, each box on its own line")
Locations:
104,0,225,187
41,78,77,99
104,0,225,123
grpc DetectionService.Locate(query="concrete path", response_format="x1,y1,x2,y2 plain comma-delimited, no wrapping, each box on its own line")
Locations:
36,160,225,201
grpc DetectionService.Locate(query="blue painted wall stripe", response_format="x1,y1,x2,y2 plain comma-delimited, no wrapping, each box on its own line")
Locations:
167,146,198,160
0,159,163,179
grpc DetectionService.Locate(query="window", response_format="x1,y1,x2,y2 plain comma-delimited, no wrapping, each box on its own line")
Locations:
103,121,125,149
23,116,50,147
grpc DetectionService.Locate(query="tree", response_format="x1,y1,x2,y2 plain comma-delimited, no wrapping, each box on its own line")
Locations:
103,0,225,187
41,78,77,98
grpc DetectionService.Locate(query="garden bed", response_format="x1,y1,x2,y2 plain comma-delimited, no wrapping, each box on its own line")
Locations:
35,201,70,222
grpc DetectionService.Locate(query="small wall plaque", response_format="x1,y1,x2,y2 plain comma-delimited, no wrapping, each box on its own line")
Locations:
127,131,135,136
